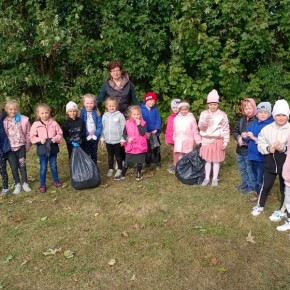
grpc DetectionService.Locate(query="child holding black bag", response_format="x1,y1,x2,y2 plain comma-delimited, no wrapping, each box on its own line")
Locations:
30,103,63,193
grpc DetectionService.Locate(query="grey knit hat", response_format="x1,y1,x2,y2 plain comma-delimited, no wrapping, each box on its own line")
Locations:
256,102,271,116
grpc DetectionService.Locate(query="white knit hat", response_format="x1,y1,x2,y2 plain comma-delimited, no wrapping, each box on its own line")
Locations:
66,101,78,113
272,99,290,119
207,89,220,104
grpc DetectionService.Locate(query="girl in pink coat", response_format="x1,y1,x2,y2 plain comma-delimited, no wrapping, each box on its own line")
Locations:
173,101,201,162
199,90,230,187
165,98,180,173
30,103,63,193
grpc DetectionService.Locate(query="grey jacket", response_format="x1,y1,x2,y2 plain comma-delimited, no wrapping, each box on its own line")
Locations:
100,111,126,144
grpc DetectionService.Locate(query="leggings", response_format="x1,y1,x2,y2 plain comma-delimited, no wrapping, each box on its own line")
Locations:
0,153,8,189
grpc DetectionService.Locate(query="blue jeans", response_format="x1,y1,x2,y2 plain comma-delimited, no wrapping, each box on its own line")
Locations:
237,153,255,189
39,154,59,186
248,160,264,194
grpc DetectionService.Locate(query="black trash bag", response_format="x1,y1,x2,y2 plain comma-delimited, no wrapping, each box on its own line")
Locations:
150,134,160,149
70,147,101,190
175,149,205,185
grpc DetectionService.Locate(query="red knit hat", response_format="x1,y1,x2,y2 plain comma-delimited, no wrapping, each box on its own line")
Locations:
144,91,157,103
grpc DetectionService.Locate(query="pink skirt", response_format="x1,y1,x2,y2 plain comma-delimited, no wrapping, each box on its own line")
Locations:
200,138,225,162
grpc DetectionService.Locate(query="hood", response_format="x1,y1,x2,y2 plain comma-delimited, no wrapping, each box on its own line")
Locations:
241,98,257,118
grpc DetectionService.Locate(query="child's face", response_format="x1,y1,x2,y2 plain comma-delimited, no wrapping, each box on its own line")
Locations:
131,109,141,120
67,109,78,120
256,111,269,122
83,97,95,112
243,103,254,117
146,100,155,108
37,107,50,121
106,101,117,113
274,114,288,126
172,107,179,114
208,103,219,112
6,105,18,118
179,106,189,116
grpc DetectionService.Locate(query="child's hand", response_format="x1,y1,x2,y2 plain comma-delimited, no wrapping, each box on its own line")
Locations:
151,130,157,135
273,141,283,151
247,132,254,139
120,141,125,146
127,137,134,143
270,146,276,153
222,144,227,150
135,119,141,125
238,137,244,147
146,133,151,139
241,132,247,138
41,138,46,144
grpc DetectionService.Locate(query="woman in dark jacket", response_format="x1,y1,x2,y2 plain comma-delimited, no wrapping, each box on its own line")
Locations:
97,61,139,117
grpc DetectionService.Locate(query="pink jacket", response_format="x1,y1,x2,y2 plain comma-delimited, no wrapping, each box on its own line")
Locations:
198,109,230,146
165,113,177,145
173,112,201,154
3,115,31,151
282,137,290,186
30,118,63,144
124,118,147,154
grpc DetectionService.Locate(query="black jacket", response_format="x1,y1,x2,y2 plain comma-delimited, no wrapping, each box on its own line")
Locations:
62,117,86,145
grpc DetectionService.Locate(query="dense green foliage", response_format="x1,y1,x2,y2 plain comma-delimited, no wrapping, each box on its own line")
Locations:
1,0,290,122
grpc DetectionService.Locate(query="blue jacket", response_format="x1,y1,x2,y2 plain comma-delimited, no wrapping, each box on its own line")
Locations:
0,113,11,154
80,108,102,138
140,103,162,137
243,116,274,161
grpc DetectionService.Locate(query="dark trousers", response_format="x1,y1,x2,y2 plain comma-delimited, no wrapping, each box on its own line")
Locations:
121,162,142,177
106,143,122,170
0,153,8,189
7,145,28,184
258,171,285,209
81,139,98,165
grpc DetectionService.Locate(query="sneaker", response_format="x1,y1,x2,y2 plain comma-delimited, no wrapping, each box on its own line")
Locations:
13,183,22,194
114,175,125,181
86,135,92,141
235,184,247,190
107,169,114,177
22,182,31,192
92,135,97,140
53,181,62,188
167,166,175,174
276,220,290,232
212,179,219,187
40,186,47,193
136,173,142,181
269,210,287,222
1,188,9,196
114,169,122,178
249,194,259,203
251,205,264,216
201,179,210,186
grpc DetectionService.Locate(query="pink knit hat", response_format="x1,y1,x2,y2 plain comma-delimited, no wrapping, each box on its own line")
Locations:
207,89,220,104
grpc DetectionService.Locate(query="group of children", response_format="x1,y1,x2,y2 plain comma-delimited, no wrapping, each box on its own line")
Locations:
1,90,290,232
233,98,290,232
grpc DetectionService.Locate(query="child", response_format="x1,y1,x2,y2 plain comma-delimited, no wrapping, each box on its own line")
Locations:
173,101,201,161
140,92,162,167
30,103,63,193
242,102,273,203
199,89,230,187
277,134,290,231
3,100,31,194
0,108,11,196
165,98,181,173
251,100,290,217
80,93,102,165
233,98,257,193
115,105,147,181
62,101,86,160
100,97,126,178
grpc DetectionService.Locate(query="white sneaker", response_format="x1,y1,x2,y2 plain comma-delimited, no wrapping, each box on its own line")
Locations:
269,210,287,222
86,135,92,141
13,183,22,194
22,182,31,192
1,188,8,196
107,169,114,177
201,179,210,186
115,169,122,178
212,179,219,187
251,205,264,216
276,219,290,232
91,135,97,140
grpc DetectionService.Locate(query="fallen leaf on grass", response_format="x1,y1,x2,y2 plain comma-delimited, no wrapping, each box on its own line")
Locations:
121,231,129,237
115,199,123,205
216,267,227,273
132,223,145,230
13,215,22,223
210,257,218,266
42,248,61,256
108,258,116,266
51,190,56,194
130,274,136,281
4,255,13,263
27,200,33,204
7,199,15,204
52,197,58,203
64,250,75,259
246,231,256,244
64,207,72,211
192,226,207,233
21,258,30,266
61,183,67,188
40,216,48,221
94,213,100,217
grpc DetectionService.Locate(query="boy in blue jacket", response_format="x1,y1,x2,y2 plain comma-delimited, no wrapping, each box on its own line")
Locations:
141,92,162,167
242,102,273,202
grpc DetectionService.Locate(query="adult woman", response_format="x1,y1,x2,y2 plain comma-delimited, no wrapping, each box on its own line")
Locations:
97,61,139,116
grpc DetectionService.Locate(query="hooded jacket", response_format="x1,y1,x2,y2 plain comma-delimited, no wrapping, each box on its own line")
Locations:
140,103,162,137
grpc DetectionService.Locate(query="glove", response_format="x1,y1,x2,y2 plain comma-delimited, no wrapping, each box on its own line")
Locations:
72,142,80,147
14,112,21,123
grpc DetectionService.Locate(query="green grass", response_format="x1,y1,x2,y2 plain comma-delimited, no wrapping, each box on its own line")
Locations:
1,138,290,290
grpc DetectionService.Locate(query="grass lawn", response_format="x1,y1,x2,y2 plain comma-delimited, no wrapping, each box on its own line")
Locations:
1,138,290,290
